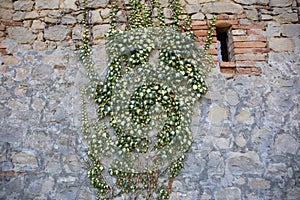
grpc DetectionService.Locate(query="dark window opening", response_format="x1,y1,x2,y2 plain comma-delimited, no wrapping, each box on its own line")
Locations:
216,26,233,62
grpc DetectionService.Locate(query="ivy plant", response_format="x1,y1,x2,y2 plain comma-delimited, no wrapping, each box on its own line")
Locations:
80,0,214,199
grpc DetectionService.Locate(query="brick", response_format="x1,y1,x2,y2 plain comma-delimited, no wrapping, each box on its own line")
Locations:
192,25,209,30
235,53,266,61
220,62,235,68
1,66,6,73
234,42,266,48
235,61,256,67
0,20,23,26
194,30,209,37
232,30,247,35
0,25,5,31
234,48,269,54
247,29,264,35
54,65,66,70
236,67,261,76
0,49,7,55
191,20,207,26
207,49,218,55
0,171,15,176
216,20,239,27
233,35,267,42
220,67,235,74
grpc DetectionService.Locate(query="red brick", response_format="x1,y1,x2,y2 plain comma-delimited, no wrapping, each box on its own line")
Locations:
54,65,66,70
235,53,266,61
232,35,267,42
194,30,209,37
0,25,5,31
220,62,235,68
0,20,23,26
191,20,207,26
192,25,209,30
232,24,265,30
0,171,15,176
234,42,266,48
247,29,263,35
1,66,6,73
0,49,7,55
236,67,261,76
217,15,230,20
235,61,256,67
207,49,218,55
234,48,269,54
237,14,246,19
220,67,235,74
216,20,239,27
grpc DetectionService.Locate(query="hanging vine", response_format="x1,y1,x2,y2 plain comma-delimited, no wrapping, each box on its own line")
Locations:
80,0,214,199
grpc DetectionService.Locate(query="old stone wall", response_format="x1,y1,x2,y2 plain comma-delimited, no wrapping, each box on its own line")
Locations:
0,0,299,199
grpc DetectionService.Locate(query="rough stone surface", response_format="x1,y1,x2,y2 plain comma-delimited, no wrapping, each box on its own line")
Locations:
7,27,36,44
0,1,299,200
44,26,71,41
269,38,295,52
201,2,243,14
281,24,300,37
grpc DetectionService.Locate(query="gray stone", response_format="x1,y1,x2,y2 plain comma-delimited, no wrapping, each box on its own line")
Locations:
92,24,110,40
60,0,78,10
225,90,239,106
233,0,256,5
64,154,82,172
235,135,247,147
207,105,229,124
185,4,200,14
270,0,293,7
269,38,295,52
246,9,258,20
25,10,39,19
215,187,241,200
237,109,253,123
0,1,13,9
36,0,59,9
202,2,243,14
274,134,299,154
266,22,281,37
227,151,263,175
11,151,38,169
14,0,34,11
7,27,36,44
281,24,300,37
0,8,13,20
61,15,77,25
44,26,71,41
31,20,45,30
91,10,103,24
101,8,111,19
275,13,299,23
191,13,205,20
249,178,270,190
86,0,109,8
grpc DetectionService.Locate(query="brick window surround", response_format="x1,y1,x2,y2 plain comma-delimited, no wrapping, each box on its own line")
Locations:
192,14,269,76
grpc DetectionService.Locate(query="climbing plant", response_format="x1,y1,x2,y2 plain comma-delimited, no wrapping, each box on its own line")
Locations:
80,0,214,199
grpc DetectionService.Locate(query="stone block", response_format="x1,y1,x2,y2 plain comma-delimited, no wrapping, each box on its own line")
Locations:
191,13,205,20
86,0,109,8
0,9,13,20
202,2,243,14
185,4,200,14
0,1,13,9
227,151,263,175
269,38,295,52
31,20,45,30
225,89,239,106
64,154,82,172
11,151,38,169
7,27,36,44
92,24,110,40
249,178,270,190
36,0,59,9
270,0,293,7
207,105,229,124
44,25,70,41
274,134,299,154
275,13,299,23
60,0,78,10
232,0,256,5
14,0,34,11
237,109,252,123
281,24,300,37
25,11,39,19
215,187,241,200
91,10,103,24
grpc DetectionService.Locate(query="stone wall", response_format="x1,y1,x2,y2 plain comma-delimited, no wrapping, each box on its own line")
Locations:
0,0,299,199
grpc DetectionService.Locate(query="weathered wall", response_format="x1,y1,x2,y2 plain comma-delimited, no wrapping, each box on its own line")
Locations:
0,0,299,199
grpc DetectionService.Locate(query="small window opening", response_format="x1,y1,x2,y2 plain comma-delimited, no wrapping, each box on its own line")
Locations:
216,26,233,62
